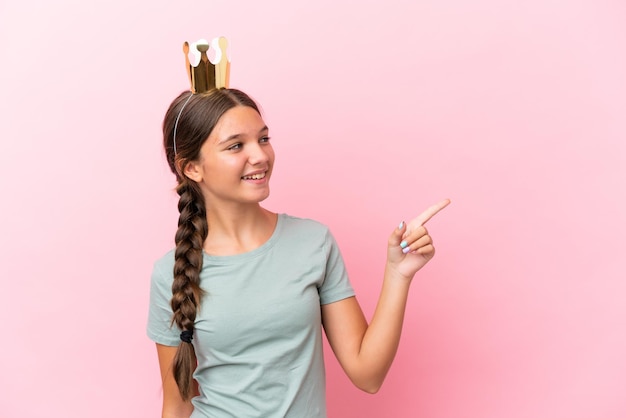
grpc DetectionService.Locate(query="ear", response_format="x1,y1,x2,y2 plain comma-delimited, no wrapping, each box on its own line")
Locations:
182,160,203,183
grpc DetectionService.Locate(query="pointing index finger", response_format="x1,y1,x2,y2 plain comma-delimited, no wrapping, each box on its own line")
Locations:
414,199,451,227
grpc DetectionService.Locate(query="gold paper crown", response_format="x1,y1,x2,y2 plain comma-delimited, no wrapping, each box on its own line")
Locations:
183,37,230,93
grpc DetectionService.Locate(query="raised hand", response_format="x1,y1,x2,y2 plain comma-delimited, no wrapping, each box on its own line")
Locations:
387,199,451,280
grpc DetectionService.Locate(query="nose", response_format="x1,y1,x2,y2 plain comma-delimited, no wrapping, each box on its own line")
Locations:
247,142,271,165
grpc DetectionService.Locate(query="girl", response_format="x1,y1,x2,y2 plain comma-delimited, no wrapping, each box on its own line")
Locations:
147,88,449,417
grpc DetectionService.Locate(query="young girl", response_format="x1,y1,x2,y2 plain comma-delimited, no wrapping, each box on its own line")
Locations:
147,88,449,417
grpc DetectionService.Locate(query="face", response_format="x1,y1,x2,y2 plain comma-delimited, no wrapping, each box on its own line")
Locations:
184,105,275,207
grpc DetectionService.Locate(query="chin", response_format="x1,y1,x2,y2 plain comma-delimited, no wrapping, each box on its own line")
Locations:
244,189,270,204
257,190,271,202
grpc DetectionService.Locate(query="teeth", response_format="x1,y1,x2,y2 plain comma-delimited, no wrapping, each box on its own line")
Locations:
242,172,266,180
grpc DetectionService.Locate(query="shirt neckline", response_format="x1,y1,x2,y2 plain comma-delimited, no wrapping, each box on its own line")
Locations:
201,213,284,265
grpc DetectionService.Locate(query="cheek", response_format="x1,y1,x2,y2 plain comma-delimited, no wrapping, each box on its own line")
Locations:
267,146,276,164
211,155,243,173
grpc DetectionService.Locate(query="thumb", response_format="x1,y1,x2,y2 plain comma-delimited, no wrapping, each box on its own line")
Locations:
388,221,406,247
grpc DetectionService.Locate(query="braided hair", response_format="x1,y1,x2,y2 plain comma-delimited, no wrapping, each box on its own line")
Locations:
162,88,261,399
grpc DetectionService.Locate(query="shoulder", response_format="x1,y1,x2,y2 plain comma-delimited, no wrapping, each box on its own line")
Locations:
154,248,176,269
279,213,332,239
151,249,176,283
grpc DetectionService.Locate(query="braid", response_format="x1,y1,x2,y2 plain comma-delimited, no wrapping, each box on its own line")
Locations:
170,180,208,400
160,88,261,400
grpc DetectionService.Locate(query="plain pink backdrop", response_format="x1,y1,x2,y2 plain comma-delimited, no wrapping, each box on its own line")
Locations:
1,0,625,417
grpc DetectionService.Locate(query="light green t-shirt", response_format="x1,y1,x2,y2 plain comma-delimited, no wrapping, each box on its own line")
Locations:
147,214,355,417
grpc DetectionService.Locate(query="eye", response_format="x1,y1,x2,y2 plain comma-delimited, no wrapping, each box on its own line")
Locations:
259,136,271,144
227,143,242,151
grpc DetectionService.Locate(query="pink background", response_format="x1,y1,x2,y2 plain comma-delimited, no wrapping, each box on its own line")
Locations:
1,0,625,417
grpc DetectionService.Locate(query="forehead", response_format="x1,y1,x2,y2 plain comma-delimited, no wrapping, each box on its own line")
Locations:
209,106,266,143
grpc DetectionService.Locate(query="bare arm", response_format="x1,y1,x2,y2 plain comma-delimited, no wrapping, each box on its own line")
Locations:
155,344,197,418
322,199,450,393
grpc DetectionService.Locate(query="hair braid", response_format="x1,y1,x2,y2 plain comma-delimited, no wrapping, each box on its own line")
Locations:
170,180,208,400
161,88,262,400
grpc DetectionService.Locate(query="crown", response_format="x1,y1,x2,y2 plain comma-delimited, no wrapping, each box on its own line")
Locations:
183,37,230,93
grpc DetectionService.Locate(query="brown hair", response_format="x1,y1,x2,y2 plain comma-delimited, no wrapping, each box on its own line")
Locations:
162,88,260,399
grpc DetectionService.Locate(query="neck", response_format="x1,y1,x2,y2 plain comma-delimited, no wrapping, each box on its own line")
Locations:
203,202,277,256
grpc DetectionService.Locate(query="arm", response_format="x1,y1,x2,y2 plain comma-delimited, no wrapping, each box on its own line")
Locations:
155,344,197,418
322,199,450,394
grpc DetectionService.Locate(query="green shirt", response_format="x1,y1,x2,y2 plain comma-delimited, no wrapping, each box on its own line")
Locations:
147,214,355,417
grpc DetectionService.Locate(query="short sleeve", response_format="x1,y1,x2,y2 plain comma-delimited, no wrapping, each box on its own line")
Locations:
146,256,181,346
318,229,355,305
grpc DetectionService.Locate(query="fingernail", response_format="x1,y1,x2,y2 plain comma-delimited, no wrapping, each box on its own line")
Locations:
400,240,408,249
402,246,411,254
398,221,404,230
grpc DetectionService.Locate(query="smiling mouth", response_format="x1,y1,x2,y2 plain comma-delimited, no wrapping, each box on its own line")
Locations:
241,172,266,180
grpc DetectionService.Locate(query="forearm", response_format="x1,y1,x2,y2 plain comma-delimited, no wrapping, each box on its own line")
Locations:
326,200,449,393
352,266,412,392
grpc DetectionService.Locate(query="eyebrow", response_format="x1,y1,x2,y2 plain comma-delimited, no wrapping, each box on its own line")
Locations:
217,126,269,145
